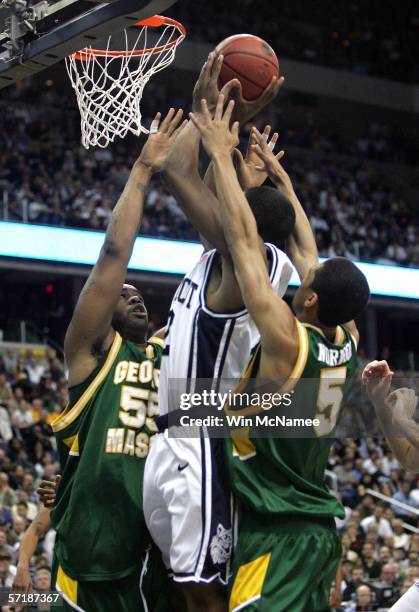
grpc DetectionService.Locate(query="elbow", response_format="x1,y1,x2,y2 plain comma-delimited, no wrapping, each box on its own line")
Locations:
102,238,124,259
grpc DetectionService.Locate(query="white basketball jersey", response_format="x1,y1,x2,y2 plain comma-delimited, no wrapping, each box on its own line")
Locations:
158,243,293,418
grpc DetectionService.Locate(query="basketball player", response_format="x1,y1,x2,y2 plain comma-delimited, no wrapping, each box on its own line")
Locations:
362,363,419,611
144,54,318,611
49,108,184,612
190,93,370,611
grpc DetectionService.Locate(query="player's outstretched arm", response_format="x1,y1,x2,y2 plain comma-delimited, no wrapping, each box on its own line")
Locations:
250,129,318,280
65,109,184,384
162,53,239,256
12,506,52,594
190,96,298,365
363,360,419,472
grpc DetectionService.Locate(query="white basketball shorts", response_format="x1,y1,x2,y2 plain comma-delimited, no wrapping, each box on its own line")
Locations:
143,431,234,584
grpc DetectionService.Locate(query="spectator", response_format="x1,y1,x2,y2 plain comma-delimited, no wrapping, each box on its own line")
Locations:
0,551,16,587
0,374,15,408
33,565,51,592
361,543,382,580
342,567,369,602
26,355,45,386
361,504,393,539
0,530,15,561
371,563,400,608
392,481,416,520
0,473,17,509
392,519,411,551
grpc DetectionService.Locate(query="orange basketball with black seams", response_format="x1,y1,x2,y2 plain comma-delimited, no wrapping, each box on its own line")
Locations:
215,34,279,101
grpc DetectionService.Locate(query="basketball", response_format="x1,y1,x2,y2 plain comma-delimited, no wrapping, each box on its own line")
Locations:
215,34,279,101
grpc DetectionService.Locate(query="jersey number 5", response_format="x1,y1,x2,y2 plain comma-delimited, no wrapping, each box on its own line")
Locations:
314,366,347,437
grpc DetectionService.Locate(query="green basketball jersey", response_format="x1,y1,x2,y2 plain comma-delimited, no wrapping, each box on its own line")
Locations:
50,332,163,582
226,320,357,520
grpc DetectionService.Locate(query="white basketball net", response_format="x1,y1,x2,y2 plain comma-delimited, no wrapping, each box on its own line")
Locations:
66,18,185,149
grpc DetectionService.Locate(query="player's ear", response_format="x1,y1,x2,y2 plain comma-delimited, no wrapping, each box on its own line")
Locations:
304,291,318,310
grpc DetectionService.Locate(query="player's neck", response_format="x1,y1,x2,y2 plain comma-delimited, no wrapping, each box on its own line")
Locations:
124,333,147,351
298,313,337,341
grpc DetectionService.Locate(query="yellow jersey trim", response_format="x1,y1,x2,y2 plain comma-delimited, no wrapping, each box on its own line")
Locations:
281,319,309,392
334,325,345,346
56,564,81,611
52,333,122,433
229,552,271,612
148,336,164,348
349,332,359,349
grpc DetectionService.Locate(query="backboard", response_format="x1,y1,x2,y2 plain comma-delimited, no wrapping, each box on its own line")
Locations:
0,0,178,89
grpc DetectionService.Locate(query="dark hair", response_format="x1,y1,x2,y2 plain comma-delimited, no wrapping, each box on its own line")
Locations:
310,257,370,326
245,186,295,249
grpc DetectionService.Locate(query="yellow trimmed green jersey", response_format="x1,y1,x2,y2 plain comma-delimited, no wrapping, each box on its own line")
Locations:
226,321,357,520
50,332,163,581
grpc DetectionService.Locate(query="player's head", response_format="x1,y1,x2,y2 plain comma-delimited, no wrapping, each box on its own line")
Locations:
292,257,370,327
245,186,296,249
112,284,148,341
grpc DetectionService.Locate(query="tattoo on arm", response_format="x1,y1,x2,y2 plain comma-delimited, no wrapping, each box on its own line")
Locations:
137,182,147,194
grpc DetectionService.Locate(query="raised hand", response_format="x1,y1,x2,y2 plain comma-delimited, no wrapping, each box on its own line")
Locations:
234,124,281,191
230,75,284,124
137,108,186,173
192,52,240,114
189,94,239,159
248,126,288,186
362,360,394,406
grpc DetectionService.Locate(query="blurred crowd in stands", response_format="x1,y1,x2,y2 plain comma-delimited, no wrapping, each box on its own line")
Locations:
0,346,418,610
330,438,419,610
175,0,419,83
0,82,418,269
0,348,64,591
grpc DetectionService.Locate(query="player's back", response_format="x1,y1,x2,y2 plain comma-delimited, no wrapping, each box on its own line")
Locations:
51,333,162,581
227,322,358,519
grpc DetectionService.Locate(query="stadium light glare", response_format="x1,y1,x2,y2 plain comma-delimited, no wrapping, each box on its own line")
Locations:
0,222,418,300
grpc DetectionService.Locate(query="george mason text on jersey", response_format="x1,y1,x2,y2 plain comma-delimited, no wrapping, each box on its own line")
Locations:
317,340,352,367
105,359,159,458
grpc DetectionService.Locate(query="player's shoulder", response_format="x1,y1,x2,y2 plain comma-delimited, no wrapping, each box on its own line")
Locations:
147,336,164,361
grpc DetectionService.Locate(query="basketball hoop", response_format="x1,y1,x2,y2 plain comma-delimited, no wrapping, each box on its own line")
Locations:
66,15,186,149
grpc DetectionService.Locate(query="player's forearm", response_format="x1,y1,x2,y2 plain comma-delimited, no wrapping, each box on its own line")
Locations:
212,153,259,252
374,401,419,471
163,122,229,255
271,171,318,279
102,163,152,263
16,527,39,567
